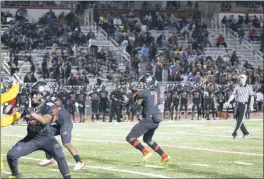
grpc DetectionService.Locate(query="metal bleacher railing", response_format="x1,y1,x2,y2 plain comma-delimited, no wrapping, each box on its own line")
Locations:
211,18,263,67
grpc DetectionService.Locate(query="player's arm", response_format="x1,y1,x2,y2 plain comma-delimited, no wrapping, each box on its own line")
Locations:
131,91,143,113
30,104,58,124
1,83,20,105
30,113,53,124
227,86,238,103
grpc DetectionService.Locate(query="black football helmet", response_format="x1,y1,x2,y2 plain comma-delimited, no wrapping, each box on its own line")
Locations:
139,73,156,89
31,81,51,106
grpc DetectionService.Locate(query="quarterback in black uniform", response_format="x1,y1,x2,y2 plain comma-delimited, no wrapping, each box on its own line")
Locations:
6,81,71,179
126,74,170,164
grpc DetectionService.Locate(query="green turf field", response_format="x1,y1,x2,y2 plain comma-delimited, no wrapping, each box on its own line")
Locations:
1,119,263,178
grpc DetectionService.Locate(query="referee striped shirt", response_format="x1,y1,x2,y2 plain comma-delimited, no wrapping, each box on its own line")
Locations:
232,84,254,103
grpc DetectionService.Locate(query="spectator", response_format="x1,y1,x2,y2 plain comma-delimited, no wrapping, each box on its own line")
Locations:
24,72,37,83
230,51,239,66
187,72,195,83
141,44,149,61
238,27,246,43
248,26,257,42
169,62,176,81
154,61,163,82
221,16,228,25
216,34,227,49
67,73,78,86
256,90,263,112
252,15,260,28
42,58,49,79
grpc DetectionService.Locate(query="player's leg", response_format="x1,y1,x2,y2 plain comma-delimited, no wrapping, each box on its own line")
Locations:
170,103,174,120
61,123,85,170
39,124,60,166
211,100,217,120
179,102,183,120
143,125,170,164
101,106,105,122
197,102,201,120
232,104,247,138
109,103,115,122
126,120,150,159
184,102,188,119
191,101,195,120
42,136,71,178
7,136,38,178
95,101,100,121
116,105,121,122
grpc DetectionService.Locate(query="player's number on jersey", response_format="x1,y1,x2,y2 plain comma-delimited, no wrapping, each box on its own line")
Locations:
151,91,158,105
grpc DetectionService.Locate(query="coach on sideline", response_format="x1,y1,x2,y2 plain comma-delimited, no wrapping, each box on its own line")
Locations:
224,74,254,139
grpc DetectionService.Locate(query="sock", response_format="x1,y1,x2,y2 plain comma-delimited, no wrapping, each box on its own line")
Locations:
147,142,168,158
7,156,19,176
46,152,53,160
129,139,149,154
73,155,82,163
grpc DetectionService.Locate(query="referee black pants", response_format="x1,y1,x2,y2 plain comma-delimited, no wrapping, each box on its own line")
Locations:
232,103,249,136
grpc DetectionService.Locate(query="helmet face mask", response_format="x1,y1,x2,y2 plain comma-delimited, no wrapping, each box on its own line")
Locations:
30,81,50,107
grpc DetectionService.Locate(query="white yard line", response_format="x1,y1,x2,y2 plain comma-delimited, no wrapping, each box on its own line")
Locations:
3,134,263,157
234,161,254,166
2,154,172,178
190,163,210,167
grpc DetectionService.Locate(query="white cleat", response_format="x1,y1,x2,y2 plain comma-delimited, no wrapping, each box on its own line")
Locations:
73,162,85,170
39,159,54,166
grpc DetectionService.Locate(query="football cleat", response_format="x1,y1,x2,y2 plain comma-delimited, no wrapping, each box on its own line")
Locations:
242,134,250,138
73,162,85,170
141,152,152,163
161,156,170,165
8,175,19,179
39,159,54,166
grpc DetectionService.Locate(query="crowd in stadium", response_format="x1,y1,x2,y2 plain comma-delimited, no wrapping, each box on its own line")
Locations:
1,1,264,119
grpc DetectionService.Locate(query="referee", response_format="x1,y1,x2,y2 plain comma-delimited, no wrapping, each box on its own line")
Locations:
224,74,254,139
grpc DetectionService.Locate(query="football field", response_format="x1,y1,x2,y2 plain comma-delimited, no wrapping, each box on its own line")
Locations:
1,119,263,178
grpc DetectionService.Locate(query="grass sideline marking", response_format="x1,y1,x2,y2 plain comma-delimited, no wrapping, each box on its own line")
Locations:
3,134,263,157
2,154,173,178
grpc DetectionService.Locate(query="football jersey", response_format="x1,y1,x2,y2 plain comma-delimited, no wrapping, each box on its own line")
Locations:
136,88,160,118
26,101,59,138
